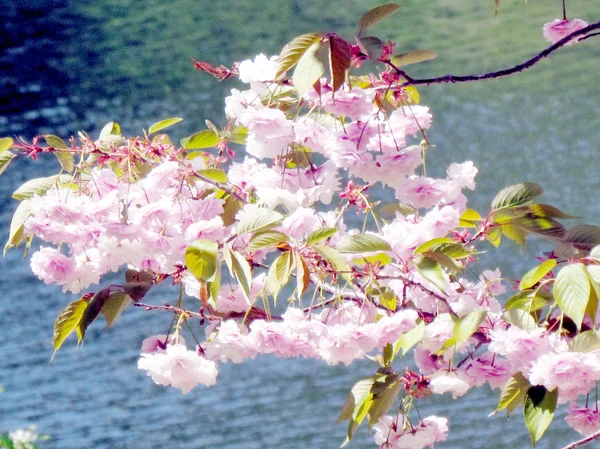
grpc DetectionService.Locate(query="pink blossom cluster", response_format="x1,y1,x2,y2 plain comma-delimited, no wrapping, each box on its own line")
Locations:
373,414,448,449
16,45,600,449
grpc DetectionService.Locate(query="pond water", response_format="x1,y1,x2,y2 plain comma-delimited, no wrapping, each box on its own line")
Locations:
1,1,600,448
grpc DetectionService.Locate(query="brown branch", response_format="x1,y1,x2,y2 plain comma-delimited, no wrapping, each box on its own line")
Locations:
134,302,204,318
396,21,600,88
560,429,600,449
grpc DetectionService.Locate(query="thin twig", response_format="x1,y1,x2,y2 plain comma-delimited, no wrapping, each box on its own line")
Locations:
560,429,600,449
394,21,600,88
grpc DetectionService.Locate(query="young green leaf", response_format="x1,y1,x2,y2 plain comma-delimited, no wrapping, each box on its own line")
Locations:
393,319,425,358
505,290,552,312
459,208,482,227
553,263,591,329
524,386,557,446
503,308,539,331
78,288,112,341
148,117,183,135
237,208,284,235
4,199,32,255
181,129,219,149
0,149,15,176
0,137,13,153
12,174,71,200
338,377,376,422
54,151,75,173
391,49,437,67
441,310,486,351
223,246,253,304
496,372,530,415
570,329,600,352
52,297,89,358
313,244,352,282
101,291,132,329
519,259,556,290
491,182,543,210
275,33,323,80
415,256,446,292
185,239,219,282
293,40,328,97
368,376,402,428
357,3,401,33
99,121,121,138
336,234,391,253
306,227,337,246
245,230,289,252
266,250,294,299
197,168,228,183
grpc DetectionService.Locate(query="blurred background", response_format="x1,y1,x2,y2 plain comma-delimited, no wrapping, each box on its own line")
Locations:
1,0,599,448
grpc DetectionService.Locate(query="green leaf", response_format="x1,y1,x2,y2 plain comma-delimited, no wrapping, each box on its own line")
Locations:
266,250,294,299
4,200,32,255
313,244,352,282
415,239,475,259
0,137,13,153
358,3,401,33
208,263,222,308
520,259,556,290
515,204,577,219
185,239,219,282
237,208,284,235
221,195,244,227
352,253,393,266
52,297,89,358
54,151,75,173
101,291,132,329
491,182,543,210
562,225,600,252
197,168,228,183
225,126,248,145
459,208,482,227
328,35,351,92
585,270,600,325
368,376,402,428
503,308,539,331
513,216,566,241
553,263,591,329
148,117,183,135
223,246,253,304
0,149,15,176
393,319,425,358
570,329,600,352
275,33,323,80
43,134,69,149
391,49,437,67
306,228,337,246
336,234,391,253
245,230,289,252
295,251,310,298
496,372,530,415
415,256,446,292
181,129,219,149
293,40,328,97
355,35,384,60
12,174,71,200
338,377,376,422
587,265,600,284
78,288,112,341
441,310,486,351
99,121,121,138
524,386,557,446
505,290,552,312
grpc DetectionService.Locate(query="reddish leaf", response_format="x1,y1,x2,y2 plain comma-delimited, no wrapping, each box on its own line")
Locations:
329,35,352,93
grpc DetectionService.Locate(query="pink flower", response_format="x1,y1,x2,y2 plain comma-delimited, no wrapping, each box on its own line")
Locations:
528,351,600,403
30,247,76,287
429,369,471,399
240,108,295,159
140,334,185,354
137,344,218,393
373,414,448,449
543,19,588,46
566,403,600,436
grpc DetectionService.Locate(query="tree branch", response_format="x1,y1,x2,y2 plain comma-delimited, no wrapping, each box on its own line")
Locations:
396,21,600,88
560,429,600,449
